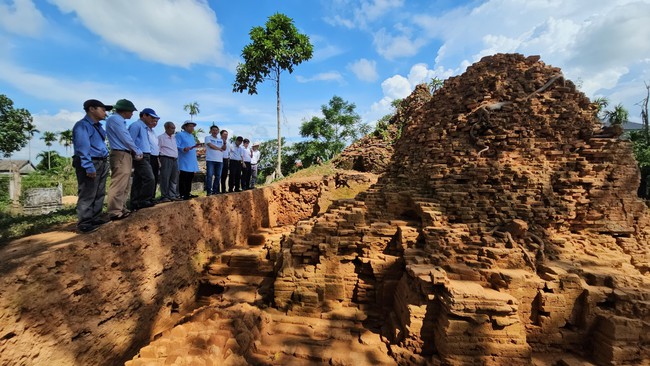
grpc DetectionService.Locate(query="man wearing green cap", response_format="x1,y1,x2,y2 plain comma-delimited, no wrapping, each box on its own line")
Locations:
106,99,142,220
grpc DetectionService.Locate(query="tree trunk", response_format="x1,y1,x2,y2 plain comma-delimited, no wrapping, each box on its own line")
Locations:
48,150,51,170
275,70,284,178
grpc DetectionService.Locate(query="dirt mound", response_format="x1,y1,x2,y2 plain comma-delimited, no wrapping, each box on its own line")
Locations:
275,54,650,365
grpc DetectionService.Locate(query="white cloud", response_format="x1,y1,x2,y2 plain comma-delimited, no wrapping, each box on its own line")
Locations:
295,72,344,84
348,58,378,82
49,0,235,68
324,0,404,30
373,28,426,60
381,75,411,100
0,0,46,37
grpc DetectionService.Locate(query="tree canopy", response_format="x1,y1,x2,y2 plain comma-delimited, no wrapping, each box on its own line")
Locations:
0,94,36,158
184,102,200,122
233,13,313,178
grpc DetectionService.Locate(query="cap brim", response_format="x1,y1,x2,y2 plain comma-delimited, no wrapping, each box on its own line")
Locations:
149,113,160,119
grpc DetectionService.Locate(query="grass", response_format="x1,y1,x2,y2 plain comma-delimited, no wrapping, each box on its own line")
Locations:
0,206,77,246
284,161,336,180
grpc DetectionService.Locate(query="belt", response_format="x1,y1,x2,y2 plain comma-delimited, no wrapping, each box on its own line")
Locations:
160,155,177,159
251,163,257,166
91,156,108,161
142,153,151,156
112,149,130,153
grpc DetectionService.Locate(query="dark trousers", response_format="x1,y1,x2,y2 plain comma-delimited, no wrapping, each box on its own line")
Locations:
229,160,242,192
150,155,160,195
159,156,179,199
179,170,194,199
250,164,258,188
221,158,230,193
130,153,155,208
73,156,108,229
242,162,252,190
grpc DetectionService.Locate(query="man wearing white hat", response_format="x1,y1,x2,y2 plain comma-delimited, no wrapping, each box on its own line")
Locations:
250,141,261,189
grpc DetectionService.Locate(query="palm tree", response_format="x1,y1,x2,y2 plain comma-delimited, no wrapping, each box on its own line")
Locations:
26,124,40,162
604,103,629,127
191,127,205,144
594,96,609,119
183,102,200,122
40,131,58,170
59,129,73,156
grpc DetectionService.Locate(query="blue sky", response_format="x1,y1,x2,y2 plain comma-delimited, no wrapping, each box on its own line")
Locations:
1,0,649,162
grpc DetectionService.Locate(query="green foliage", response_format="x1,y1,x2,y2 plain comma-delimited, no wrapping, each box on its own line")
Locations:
256,138,296,182
191,128,205,144
35,150,70,173
0,206,77,245
0,94,36,158
59,129,73,156
604,103,629,126
428,77,444,94
233,13,313,95
373,98,404,142
297,96,365,165
184,102,200,121
593,96,609,118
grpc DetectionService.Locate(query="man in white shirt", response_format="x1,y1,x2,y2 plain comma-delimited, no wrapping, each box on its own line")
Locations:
250,141,261,189
228,136,244,192
219,130,230,194
204,125,227,195
157,121,181,202
241,138,252,190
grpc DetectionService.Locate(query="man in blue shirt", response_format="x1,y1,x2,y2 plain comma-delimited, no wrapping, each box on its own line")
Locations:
128,107,159,210
72,99,112,233
106,99,140,220
176,120,200,199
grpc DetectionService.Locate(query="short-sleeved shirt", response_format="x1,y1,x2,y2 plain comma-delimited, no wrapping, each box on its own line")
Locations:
229,143,244,161
251,150,261,165
148,127,160,156
158,133,178,158
205,135,225,162
106,114,141,155
72,115,109,173
242,147,252,162
128,119,151,154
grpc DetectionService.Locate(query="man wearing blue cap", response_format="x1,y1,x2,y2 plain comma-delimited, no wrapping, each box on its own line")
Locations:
128,108,159,209
72,99,112,233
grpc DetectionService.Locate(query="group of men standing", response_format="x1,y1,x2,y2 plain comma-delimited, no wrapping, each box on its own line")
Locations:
72,98,261,234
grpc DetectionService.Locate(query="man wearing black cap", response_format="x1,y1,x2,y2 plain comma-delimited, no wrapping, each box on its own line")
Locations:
128,108,159,210
72,99,112,233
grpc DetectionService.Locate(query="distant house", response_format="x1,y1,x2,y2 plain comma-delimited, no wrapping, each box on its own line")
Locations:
0,160,36,175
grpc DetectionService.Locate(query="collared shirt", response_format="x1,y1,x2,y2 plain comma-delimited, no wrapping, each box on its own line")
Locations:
176,130,199,172
242,147,252,162
158,133,178,158
229,143,244,161
251,150,261,165
72,115,109,173
106,113,142,155
128,119,151,154
148,127,160,156
205,135,225,162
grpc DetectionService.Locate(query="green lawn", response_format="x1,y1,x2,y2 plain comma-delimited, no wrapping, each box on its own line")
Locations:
0,206,77,246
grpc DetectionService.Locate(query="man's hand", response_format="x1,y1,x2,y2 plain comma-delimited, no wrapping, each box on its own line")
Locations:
86,172,97,179
134,154,144,161
183,146,192,152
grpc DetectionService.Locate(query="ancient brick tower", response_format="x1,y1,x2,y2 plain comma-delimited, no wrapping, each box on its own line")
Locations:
274,54,650,365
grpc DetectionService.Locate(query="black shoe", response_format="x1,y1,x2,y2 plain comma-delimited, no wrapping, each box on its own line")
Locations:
189,194,199,198
109,211,131,221
78,225,100,234
91,218,110,225
158,198,172,203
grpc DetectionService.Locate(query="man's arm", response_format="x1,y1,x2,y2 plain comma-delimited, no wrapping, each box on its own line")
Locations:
73,123,95,175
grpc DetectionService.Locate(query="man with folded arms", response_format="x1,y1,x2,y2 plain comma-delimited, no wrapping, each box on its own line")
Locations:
205,124,226,195
106,99,141,220
250,141,261,189
72,99,112,233
128,108,159,210
158,121,181,202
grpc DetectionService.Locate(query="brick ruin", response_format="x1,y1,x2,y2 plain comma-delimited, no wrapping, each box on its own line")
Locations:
274,54,650,365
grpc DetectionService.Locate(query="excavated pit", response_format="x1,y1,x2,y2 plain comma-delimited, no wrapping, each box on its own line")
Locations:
2,53,650,366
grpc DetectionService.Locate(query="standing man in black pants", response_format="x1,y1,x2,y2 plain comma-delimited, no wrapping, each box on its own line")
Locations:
176,120,200,199
72,99,112,233
228,136,244,192
145,109,160,198
128,108,159,209
220,129,230,194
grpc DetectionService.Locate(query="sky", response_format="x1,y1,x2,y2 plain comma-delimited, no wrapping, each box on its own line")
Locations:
1,0,650,162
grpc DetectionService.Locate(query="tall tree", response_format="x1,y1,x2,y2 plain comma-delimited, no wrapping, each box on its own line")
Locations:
59,129,73,156
183,102,200,122
233,13,313,178
40,131,58,170
298,96,365,164
0,94,36,158
191,127,205,144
